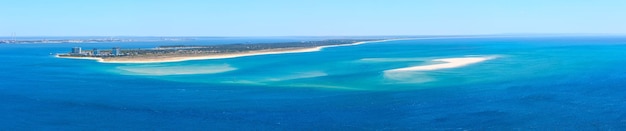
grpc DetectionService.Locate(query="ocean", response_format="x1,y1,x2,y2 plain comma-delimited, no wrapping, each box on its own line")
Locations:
1,36,626,130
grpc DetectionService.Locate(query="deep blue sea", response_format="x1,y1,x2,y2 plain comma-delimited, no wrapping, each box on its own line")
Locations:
2,36,626,130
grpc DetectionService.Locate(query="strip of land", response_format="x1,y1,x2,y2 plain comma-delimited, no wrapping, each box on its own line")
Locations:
57,39,394,63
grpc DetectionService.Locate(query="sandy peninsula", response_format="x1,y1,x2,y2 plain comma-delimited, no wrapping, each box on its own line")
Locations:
58,39,397,63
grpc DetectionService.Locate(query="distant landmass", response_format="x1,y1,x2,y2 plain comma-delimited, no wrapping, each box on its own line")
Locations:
56,39,387,63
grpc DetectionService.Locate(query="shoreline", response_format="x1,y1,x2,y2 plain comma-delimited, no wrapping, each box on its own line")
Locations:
102,47,322,63
55,55,105,62
57,39,400,63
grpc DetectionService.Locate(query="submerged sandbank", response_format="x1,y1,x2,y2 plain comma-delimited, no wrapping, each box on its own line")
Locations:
116,64,236,75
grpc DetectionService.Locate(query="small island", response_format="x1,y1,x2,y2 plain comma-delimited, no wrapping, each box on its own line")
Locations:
56,39,388,63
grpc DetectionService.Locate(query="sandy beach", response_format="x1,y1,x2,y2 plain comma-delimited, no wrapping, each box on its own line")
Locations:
99,47,323,63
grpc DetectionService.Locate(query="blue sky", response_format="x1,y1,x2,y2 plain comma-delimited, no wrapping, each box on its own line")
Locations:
1,0,625,36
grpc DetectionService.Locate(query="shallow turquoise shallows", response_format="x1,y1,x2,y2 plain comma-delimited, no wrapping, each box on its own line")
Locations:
1,36,626,130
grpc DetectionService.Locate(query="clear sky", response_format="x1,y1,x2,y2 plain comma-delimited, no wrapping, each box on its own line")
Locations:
1,0,625,36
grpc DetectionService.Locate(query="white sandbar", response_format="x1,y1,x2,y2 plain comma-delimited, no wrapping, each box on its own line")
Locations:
385,57,496,72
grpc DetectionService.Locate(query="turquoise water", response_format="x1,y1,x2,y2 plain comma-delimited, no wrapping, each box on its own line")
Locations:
2,36,626,130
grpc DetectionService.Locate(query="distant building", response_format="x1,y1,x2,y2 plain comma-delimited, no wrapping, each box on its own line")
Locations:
93,48,100,56
112,47,121,56
71,47,82,54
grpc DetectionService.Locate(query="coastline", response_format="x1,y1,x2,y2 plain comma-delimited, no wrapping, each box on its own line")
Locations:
57,39,400,63
100,47,323,63
55,55,105,62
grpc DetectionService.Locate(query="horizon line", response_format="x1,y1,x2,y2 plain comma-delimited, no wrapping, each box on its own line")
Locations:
1,33,625,38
